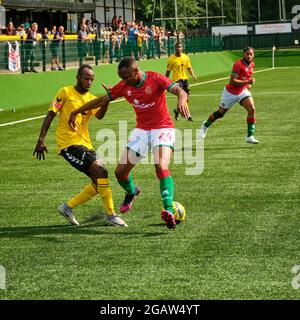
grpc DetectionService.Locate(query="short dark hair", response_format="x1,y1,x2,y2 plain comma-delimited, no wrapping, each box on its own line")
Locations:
243,46,254,53
77,64,92,77
118,57,136,70
175,42,182,47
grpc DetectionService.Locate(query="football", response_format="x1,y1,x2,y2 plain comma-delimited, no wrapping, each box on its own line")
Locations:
173,201,186,224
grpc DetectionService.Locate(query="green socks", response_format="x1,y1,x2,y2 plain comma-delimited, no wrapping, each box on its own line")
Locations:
247,117,256,137
118,172,135,195
160,176,174,214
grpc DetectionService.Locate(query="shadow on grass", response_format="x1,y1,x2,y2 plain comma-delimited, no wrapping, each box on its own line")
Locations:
0,214,166,242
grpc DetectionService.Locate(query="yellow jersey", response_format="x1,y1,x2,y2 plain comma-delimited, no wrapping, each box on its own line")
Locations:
166,53,192,82
49,86,98,152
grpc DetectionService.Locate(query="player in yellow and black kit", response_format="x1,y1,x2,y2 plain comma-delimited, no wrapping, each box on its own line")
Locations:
166,42,197,121
33,64,127,227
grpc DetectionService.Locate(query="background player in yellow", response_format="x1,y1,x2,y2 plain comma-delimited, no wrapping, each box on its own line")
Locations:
166,42,197,121
33,64,127,227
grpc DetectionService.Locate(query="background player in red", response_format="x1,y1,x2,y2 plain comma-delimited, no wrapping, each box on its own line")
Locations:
69,57,188,229
199,47,259,144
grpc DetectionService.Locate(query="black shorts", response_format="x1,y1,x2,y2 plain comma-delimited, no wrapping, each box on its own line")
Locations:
61,145,97,176
176,79,190,94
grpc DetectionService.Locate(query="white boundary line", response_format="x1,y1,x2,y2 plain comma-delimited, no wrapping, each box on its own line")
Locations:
0,115,47,127
189,68,274,88
0,99,125,128
167,91,300,98
0,67,292,128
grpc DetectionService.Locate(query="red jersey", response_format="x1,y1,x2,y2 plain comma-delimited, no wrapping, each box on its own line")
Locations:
226,59,255,95
107,71,177,130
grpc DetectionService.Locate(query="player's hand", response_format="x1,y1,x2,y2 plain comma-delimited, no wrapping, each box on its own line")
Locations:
178,102,189,119
249,78,255,85
68,112,79,131
33,139,48,160
192,75,197,81
102,83,112,92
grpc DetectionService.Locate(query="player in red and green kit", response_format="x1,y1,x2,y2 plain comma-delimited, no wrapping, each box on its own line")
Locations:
69,57,189,229
199,47,259,144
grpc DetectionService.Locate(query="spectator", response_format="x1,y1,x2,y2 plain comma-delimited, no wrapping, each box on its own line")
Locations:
50,25,65,71
127,22,138,58
102,28,111,63
111,15,118,31
92,19,101,38
137,29,143,60
86,20,95,34
51,25,57,35
4,22,16,36
117,16,122,27
42,27,50,50
42,27,50,40
24,22,39,73
16,24,26,37
111,31,118,61
23,17,30,31
77,23,89,66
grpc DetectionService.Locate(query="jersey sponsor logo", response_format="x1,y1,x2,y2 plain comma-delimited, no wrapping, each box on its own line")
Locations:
127,90,132,96
132,98,155,109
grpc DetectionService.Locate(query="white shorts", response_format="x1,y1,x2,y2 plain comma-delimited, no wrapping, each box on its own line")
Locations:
127,128,176,157
220,88,252,110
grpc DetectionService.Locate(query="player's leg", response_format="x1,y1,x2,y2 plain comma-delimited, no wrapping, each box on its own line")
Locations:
184,81,193,121
89,160,128,227
240,96,259,144
115,128,148,213
152,128,176,229
199,106,227,138
58,146,98,225
173,80,183,120
115,148,141,213
153,146,176,229
199,88,234,138
59,146,126,226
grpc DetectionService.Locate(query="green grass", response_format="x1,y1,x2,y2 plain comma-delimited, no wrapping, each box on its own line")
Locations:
2,49,299,112
0,58,300,299
0,51,237,111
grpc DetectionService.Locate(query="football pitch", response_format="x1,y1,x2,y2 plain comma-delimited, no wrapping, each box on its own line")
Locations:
0,55,300,300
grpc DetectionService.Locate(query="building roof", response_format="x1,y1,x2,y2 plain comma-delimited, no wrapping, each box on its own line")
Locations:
2,0,96,12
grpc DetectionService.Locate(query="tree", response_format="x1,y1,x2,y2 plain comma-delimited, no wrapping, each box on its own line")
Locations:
135,0,300,29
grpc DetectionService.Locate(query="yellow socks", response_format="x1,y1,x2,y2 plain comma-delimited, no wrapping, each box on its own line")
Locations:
97,178,115,215
67,179,115,216
67,183,98,208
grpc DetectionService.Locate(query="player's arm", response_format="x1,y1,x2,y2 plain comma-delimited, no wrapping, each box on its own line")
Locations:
230,74,255,86
69,95,110,130
170,85,189,119
165,60,172,78
187,67,197,81
94,96,109,120
33,111,57,160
